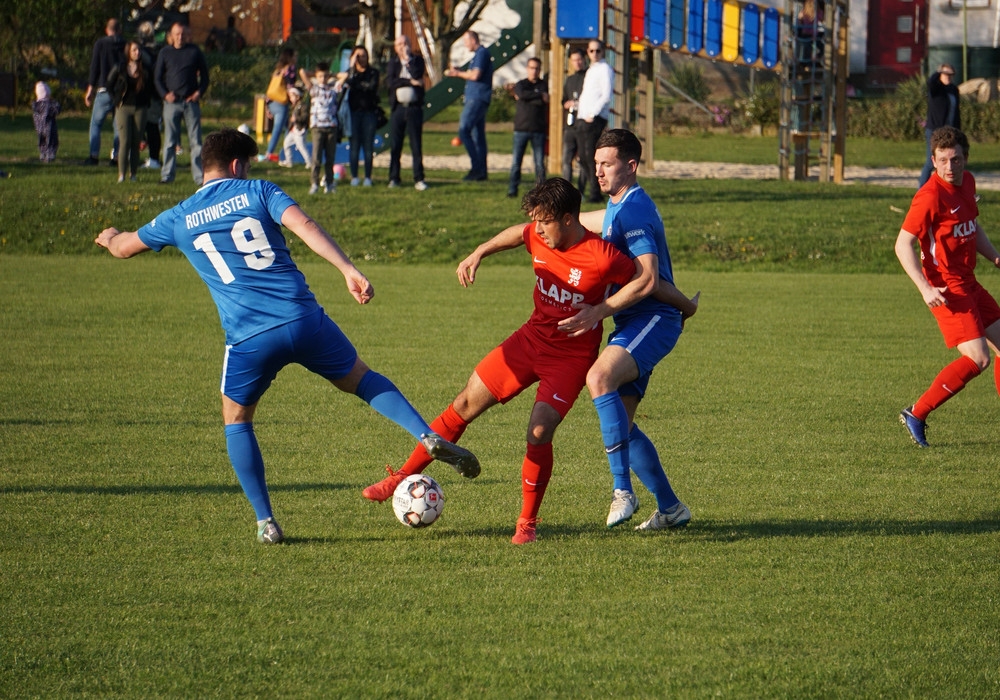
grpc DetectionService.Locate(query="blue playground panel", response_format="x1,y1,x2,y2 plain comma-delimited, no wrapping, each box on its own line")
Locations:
646,0,668,46
741,3,760,64
762,7,780,68
705,0,723,57
557,0,600,38
669,0,686,49
284,134,385,166
687,0,705,54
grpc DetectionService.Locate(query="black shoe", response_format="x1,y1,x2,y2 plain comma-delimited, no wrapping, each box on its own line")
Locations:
506,191,517,198
463,171,487,182
82,157,100,166
108,159,117,167
158,179,173,185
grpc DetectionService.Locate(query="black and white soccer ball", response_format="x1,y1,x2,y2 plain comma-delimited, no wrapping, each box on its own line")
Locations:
392,474,445,528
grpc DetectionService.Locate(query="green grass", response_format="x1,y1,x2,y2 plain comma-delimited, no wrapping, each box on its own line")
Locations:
1,116,990,270
2,258,999,696
2,118,999,696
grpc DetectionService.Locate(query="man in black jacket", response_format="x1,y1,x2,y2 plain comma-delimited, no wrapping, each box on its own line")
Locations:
919,64,961,187
154,23,209,185
386,35,427,191
83,18,125,166
561,48,587,189
507,57,548,199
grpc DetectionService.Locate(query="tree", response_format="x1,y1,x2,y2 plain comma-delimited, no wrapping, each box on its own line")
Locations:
408,0,491,82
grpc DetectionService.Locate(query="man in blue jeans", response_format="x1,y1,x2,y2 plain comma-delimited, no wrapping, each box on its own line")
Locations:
446,31,493,181
154,23,209,185
507,57,548,198
83,18,124,166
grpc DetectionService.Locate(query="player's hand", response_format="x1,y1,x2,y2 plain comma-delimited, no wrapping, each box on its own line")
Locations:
681,290,700,329
95,227,120,250
558,302,604,338
456,255,482,287
921,285,949,308
346,270,374,304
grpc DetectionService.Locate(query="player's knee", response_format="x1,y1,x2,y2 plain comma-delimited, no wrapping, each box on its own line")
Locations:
526,424,555,444
976,353,992,372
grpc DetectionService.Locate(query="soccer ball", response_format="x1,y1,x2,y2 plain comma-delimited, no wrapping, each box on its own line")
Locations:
392,474,445,528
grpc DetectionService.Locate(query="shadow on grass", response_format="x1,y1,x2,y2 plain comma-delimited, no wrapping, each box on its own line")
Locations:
0,482,355,496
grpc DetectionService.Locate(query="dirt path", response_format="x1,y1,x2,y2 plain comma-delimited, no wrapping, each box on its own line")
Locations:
375,152,1000,191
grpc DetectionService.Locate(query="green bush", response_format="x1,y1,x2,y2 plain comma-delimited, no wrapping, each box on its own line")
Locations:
735,78,780,128
846,77,925,140
668,62,710,104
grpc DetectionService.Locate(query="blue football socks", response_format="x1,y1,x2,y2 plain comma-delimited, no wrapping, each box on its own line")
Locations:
629,423,680,512
593,392,632,491
355,370,429,440
225,422,273,521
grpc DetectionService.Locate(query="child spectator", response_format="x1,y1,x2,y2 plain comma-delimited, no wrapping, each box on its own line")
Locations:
280,87,310,168
299,61,340,194
32,81,61,162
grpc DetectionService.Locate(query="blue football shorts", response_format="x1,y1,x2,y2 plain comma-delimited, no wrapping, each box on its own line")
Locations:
221,308,358,407
607,312,682,399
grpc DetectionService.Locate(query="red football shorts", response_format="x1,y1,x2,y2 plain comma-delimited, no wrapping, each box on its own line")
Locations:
932,282,1000,348
474,325,595,419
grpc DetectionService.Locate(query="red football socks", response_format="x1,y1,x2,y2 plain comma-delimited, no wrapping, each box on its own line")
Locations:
912,355,982,420
518,442,553,521
399,403,471,476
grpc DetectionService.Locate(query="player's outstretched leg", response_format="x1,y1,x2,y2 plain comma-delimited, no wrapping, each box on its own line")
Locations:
362,404,476,502
901,355,982,447
226,422,283,544
354,371,480,478
628,424,691,531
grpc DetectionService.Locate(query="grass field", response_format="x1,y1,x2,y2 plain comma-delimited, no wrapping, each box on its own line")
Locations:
1,119,999,697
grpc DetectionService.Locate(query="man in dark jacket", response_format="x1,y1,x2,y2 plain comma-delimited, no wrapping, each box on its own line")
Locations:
561,48,587,189
154,23,209,185
507,57,548,199
83,18,125,166
386,35,427,191
919,64,961,187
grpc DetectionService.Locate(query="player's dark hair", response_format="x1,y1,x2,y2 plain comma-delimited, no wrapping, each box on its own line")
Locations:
931,126,970,157
595,128,642,164
202,128,258,172
521,177,581,220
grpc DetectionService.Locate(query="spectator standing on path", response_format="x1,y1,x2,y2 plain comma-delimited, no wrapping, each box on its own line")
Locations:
32,82,60,162
386,34,428,191
338,46,380,188
446,31,493,182
83,18,124,166
561,47,587,190
896,126,1000,447
280,88,310,168
137,21,164,171
299,61,341,195
107,41,154,183
261,47,297,163
577,39,615,203
919,64,961,187
507,57,548,199
154,23,209,185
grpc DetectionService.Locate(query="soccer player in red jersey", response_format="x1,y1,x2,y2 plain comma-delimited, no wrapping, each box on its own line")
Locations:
362,178,643,543
895,126,1000,446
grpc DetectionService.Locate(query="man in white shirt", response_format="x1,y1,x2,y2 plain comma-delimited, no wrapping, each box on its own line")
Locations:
577,39,615,202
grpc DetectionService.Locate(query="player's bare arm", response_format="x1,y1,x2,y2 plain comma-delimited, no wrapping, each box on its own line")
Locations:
653,279,700,319
974,222,1000,267
895,228,948,308
577,209,605,232
95,227,151,259
281,205,373,304
457,224,526,287
558,253,658,338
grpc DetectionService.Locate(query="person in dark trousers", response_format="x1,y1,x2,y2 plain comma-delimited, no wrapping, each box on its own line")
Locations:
561,48,587,189
386,34,428,191
919,64,961,187
507,57,548,199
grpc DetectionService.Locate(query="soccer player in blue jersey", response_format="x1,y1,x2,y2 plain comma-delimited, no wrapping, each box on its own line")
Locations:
95,127,479,544
566,128,698,531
